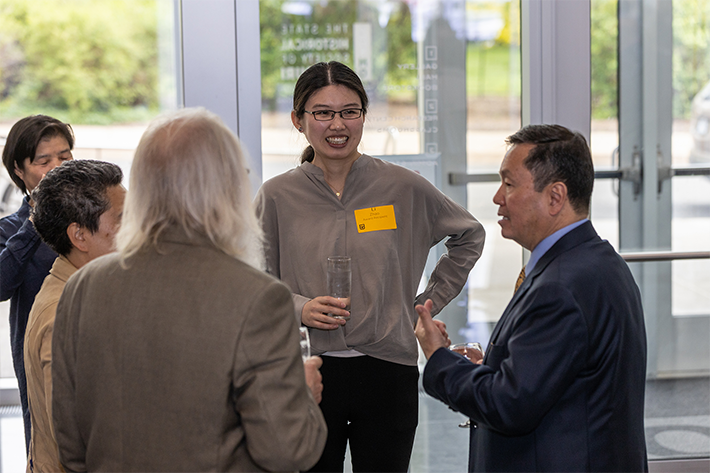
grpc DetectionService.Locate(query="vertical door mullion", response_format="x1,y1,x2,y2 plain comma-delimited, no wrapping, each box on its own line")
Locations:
522,0,591,263
521,0,591,137
619,0,673,377
180,0,263,193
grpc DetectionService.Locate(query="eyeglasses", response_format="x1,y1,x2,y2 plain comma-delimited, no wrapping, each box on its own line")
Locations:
304,108,363,121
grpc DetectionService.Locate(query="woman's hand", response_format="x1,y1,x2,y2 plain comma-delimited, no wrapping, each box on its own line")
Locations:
302,296,349,330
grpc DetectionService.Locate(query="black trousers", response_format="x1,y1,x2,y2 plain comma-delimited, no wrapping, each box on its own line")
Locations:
308,355,419,473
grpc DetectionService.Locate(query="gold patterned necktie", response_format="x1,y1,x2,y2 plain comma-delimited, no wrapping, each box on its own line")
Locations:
514,267,526,293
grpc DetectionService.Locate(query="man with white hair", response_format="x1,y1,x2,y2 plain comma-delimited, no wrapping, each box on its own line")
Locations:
52,108,327,472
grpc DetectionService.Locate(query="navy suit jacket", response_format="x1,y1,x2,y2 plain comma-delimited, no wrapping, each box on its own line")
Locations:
423,221,648,472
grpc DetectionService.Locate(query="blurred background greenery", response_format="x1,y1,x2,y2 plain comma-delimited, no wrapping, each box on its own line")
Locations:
0,0,159,125
0,0,707,125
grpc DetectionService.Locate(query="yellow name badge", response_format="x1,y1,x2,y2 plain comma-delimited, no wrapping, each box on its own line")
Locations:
354,205,397,233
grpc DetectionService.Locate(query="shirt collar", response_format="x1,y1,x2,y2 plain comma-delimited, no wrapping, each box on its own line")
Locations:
301,153,369,176
526,218,588,274
51,255,79,283
17,195,32,219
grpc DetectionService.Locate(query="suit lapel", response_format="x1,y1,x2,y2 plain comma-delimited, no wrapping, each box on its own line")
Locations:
487,221,599,346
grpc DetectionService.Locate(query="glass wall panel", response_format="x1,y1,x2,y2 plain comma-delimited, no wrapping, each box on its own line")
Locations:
590,0,620,249
613,0,710,464
462,0,521,344
659,1,710,457
0,1,180,467
260,0,432,180
259,0,521,346
671,0,710,317
259,1,520,470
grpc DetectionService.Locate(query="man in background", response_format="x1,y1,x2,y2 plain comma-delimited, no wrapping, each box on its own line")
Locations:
415,124,648,472
24,159,124,472
0,115,74,451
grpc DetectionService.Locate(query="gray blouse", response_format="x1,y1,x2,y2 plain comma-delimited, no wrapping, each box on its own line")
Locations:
255,154,485,366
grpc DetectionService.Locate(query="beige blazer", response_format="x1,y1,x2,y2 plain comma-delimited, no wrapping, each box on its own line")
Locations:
24,255,75,472
52,227,326,472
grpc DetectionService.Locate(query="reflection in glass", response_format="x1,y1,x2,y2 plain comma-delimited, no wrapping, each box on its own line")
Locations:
260,0,423,180
465,0,520,174
463,1,521,341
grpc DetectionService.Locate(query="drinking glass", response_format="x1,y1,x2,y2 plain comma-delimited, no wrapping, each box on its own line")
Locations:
327,256,351,320
299,327,310,361
449,342,484,363
449,342,485,427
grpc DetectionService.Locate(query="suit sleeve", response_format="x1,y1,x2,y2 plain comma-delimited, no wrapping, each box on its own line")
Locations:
231,278,327,471
52,275,87,472
423,282,588,435
0,216,43,301
415,194,485,315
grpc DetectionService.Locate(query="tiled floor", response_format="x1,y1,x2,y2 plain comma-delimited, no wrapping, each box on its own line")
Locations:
1,406,24,473
0,393,471,473
3,272,708,471
644,377,710,460
1,378,708,472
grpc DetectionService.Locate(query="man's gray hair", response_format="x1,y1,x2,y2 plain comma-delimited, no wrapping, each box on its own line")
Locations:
116,107,263,268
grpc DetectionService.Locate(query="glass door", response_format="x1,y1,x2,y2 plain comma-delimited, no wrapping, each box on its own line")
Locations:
613,0,710,465
0,1,182,470
257,1,520,471
259,0,522,347
252,0,710,469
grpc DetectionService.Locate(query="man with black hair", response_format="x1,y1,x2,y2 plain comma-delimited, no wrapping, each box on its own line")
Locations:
24,159,124,472
415,124,648,472
0,115,74,452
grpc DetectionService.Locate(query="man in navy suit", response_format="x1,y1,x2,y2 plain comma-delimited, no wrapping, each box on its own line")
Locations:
415,124,648,472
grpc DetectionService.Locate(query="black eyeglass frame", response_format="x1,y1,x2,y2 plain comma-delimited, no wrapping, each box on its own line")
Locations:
303,108,364,121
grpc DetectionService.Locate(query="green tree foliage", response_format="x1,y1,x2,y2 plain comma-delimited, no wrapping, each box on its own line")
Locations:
465,1,520,99
590,0,710,121
382,2,416,93
0,0,159,123
259,0,284,110
591,0,618,120
673,0,710,118
369,2,416,103
259,0,359,111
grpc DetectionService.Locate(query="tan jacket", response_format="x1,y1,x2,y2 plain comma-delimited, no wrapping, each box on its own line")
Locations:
52,227,326,472
24,255,76,472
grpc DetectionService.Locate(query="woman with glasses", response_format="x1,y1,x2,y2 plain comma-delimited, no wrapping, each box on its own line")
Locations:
255,61,485,473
